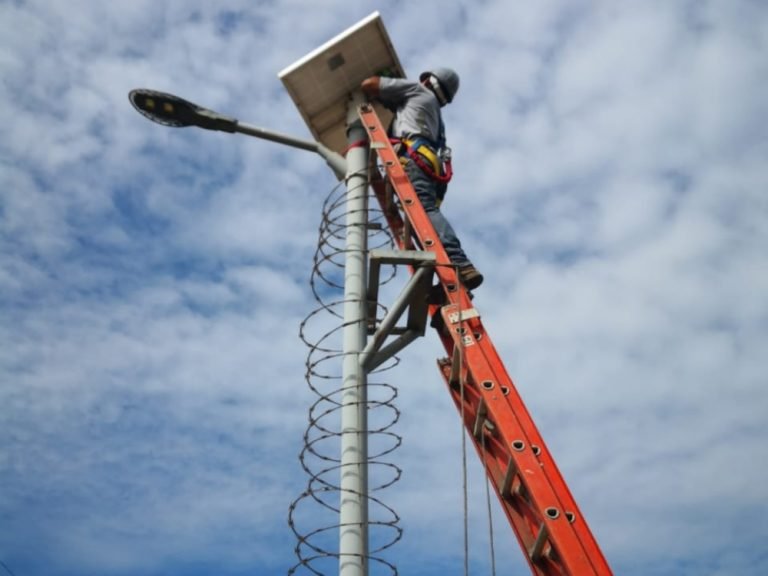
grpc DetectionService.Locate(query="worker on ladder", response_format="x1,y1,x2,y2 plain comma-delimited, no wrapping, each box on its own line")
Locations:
361,67,484,290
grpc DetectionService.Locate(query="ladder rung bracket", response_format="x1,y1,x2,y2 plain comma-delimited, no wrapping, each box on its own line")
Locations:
442,306,477,348
448,308,480,325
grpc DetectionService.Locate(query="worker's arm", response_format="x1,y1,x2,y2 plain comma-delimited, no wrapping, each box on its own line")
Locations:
360,76,381,99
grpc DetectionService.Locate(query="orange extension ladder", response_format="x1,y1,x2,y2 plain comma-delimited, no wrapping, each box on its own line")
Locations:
359,103,613,576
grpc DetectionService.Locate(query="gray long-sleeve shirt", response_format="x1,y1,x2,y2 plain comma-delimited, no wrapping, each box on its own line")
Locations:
378,77,444,145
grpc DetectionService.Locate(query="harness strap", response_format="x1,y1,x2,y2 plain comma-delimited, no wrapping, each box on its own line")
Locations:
399,137,453,184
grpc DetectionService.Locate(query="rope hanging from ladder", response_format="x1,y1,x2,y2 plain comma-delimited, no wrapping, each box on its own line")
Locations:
459,327,470,576
481,426,498,576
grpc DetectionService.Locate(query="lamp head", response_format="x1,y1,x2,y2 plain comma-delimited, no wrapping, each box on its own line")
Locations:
128,89,237,132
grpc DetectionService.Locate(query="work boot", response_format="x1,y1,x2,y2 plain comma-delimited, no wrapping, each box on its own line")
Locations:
427,283,447,305
430,309,446,332
459,265,484,290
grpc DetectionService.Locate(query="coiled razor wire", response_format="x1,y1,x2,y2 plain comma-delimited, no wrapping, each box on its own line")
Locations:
288,173,404,575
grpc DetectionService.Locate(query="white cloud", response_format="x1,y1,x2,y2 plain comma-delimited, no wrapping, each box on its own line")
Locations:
2,1,767,575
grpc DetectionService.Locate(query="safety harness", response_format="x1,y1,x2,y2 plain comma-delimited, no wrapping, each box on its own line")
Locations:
384,103,452,184
398,136,453,184
345,135,453,184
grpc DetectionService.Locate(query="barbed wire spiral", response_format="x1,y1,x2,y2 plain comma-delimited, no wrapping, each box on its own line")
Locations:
288,169,404,575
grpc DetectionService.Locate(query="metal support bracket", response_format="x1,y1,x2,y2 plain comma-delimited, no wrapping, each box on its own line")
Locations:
360,249,436,373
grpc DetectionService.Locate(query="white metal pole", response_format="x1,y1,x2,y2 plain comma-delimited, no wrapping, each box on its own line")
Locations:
338,92,369,576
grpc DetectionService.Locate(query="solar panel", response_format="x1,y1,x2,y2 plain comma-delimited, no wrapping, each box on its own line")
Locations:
279,12,406,156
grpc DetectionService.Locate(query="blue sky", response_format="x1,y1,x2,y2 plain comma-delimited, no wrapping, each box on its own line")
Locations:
2,1,768,575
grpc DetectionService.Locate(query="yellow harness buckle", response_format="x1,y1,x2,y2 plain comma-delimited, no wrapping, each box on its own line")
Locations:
404,139,441,175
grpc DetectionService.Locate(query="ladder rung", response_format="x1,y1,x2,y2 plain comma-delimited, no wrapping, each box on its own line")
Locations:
472,399,487,438
403,215,413,249
529,523,549,562
384,180,397,216
501,457,518,499
449,343,462,387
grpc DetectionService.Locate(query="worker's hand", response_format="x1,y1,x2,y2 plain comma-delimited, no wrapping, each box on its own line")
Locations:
360,76,381,99
375,66,397,78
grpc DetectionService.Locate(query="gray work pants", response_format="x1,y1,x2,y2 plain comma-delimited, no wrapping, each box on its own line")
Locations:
404,159,471,268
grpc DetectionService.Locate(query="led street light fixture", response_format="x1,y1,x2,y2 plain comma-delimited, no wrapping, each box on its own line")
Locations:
128,88,237,132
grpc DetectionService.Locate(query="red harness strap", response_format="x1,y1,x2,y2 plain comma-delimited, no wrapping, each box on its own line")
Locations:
343,137,453,185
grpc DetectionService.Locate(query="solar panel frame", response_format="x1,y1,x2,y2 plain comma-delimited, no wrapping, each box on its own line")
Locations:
279,12,406,155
